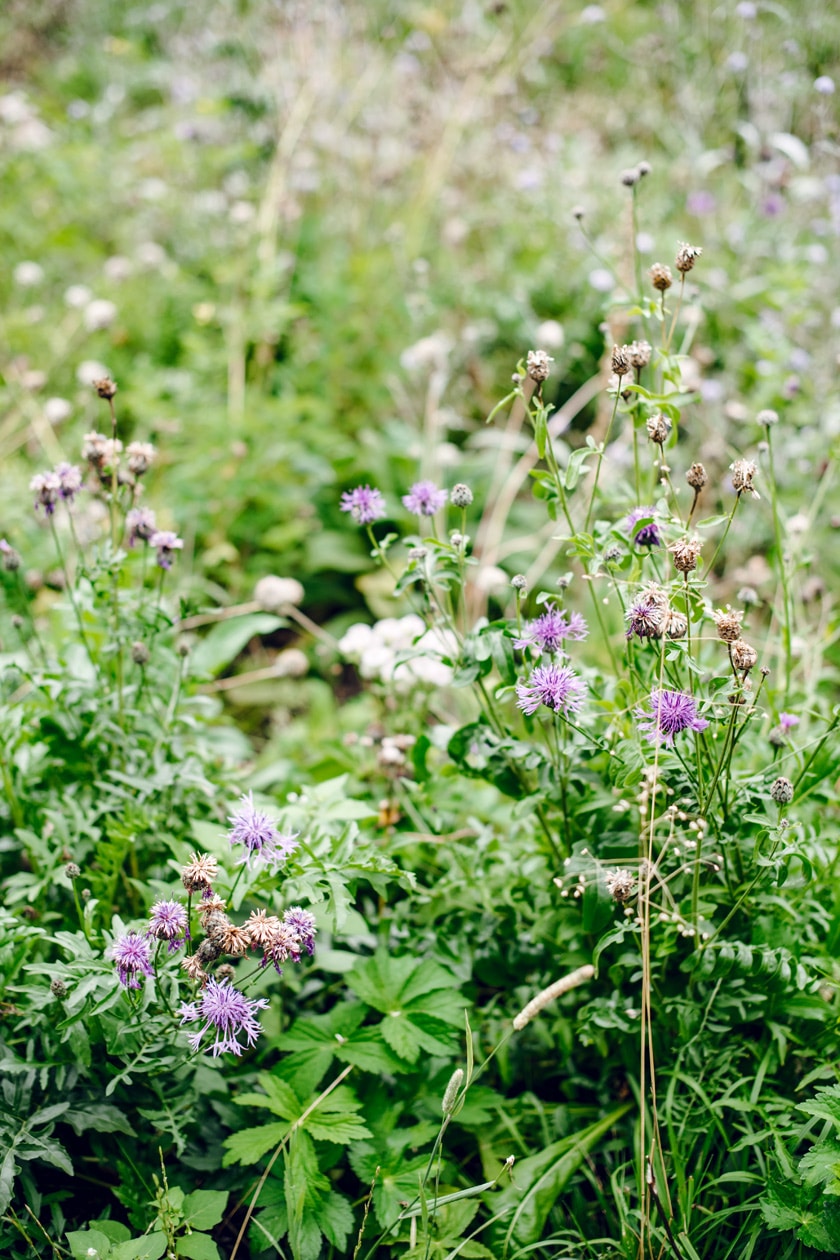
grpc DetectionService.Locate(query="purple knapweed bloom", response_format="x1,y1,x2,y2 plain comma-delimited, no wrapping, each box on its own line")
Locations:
283,906,317,956
126,506,157,547
515,663,586,717
147,899,189,953
340,485,387,525
625,588,668,641
625,506,662,548
514,605,588,654
30,471,61,516
779,712,799,731
178,978,268,1057
635,689,709,746
110,931,155,989
149,529,183,570
55,462,83,504
227,791,299,872
402,480,448,517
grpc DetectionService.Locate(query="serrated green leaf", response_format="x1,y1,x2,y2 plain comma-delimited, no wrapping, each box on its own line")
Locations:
305,1113,372,1144
380,1013,421,1062
222,1121,289,1167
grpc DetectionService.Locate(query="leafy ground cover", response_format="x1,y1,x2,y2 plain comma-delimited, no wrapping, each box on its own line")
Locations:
2,2,840,1258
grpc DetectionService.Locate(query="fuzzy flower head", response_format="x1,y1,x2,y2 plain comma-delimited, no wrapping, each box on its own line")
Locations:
340,485,387,525
261,922,303,974
625,586,669,641
181,852,219,893
227,791,299,872
625,506,662,548
515,663,586,717
150,529,183,570
30,471,61,516
402,480,448,517
126,441,156,476
178,978,268,1057
110,932,154,989
55,462,83,504
514,605,588,654
283,906,317,956
730,459,759,497
126,507,157,547
636,689,709,746
147,899,189,953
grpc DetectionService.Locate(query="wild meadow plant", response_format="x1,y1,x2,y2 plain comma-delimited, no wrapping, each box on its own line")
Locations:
330,223,840,1258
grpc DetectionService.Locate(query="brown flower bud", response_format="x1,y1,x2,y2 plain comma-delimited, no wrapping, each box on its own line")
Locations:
649,263,673,292
730,639,758,671
669,537,703,573
646,413,671,445
675,242,702,273
730,458,759,497
611,344,631,377
686,462,707,490
628,340,652,369
526,350,553,382
712,609,744,643
93,377,117,400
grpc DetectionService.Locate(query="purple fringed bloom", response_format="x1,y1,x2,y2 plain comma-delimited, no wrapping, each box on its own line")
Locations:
110,932,155,989
147,899,189,953
514,605,588,654
402,480,448,517
228,791,299,872
261,922,303,974
515,663,586,717
149,529,183,570
55,462,83,504
625,589,667,641
636,689,709,746
340,485,387,525
126,507,157,547
779,712,799,731
625,506,662,548
284,906,317,956
178,978,268,1056
30,471,61,516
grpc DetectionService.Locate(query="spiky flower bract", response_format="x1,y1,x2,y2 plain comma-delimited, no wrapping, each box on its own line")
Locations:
636,689,709,746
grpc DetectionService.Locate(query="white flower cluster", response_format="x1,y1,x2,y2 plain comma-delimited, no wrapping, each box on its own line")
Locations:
339,615,456,690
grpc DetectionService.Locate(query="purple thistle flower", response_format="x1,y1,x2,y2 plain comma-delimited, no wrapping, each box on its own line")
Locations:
340,485,387,525
126,506,157,547
283,906,317,956
625,506,662,548
55,462,83,504
514,604,588,654
402,480,448,517
149,529,183,570
30,471,61,516
178,978,268,1056
779,712,799,731
147,899,189,953
515,663,586,717
261,922,303,974
227,791,299,872
110,932,155,989
636,688,709,746
625,588,667,641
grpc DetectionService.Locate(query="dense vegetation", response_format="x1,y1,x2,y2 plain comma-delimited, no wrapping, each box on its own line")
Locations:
2,2,840,1258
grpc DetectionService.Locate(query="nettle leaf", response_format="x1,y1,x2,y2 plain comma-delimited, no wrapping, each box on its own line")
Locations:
800,1085,840,1131
236,1074,302,1120
799,1140,840,1189
182,1189,229,1231
176,1234,220,1260
346,952,424,1011
222,1121,289,1167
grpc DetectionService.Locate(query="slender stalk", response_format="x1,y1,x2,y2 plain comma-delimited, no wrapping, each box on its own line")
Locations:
702,493,740,581
765,427,793,698
49,516,96,665
585,388,621,534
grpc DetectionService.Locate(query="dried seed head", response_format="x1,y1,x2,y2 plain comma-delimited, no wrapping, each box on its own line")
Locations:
64,863,81,880
604,544,623,564
675,242,702,273
669,537,703,573
511,574,528,592
526,349,553,382
628,340,652,369
768,726,786,748
770,776,793,805
738,585,760,606
649,263,673,292
203,912,232,946
181,953,209,985
451,483,473,508
218,923,251,957
664,610,688,639
196,893,227,917
730,458,759,497
620,167,640,187
646,413,671,445
131,641,150,665
712,609,743,642
572,205,586,220
757,408,779,427
605,867,637,902
686,462,708,491
93,377,117,400
215,963,236,983
442,1068,464,1115
181,851,219,893
730,639,758,671
126,441,156,476
612,344,633,377
0,540,21,571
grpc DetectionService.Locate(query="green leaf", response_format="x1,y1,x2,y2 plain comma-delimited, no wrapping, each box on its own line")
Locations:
222,1121,289,1167
183,1189,229,1231
305,1113,372,1144
319,1190,354,1250
176,1234,220,1260
800,1140,840,1189
110,1234,168,1260
67,1229,112,1259
237,1074,302,1120
190,614,285,676
381,1012,421,1062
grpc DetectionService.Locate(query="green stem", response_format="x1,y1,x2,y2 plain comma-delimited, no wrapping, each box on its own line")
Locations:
702,494,740,581
765,427,793,699
585,388,621,533
49,516,96,665
793,709,840,792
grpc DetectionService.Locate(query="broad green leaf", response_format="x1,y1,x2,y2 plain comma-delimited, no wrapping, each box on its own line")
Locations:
183,1189,229,1231
190,614,285,676
319,1190,354,1250
176,1234,220,1260
222,1121,289,1167
236,1074,302,1120
305,1113,372,1144
67,1229,112,1259
381,1012,421,1062
110,1234,168,1260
